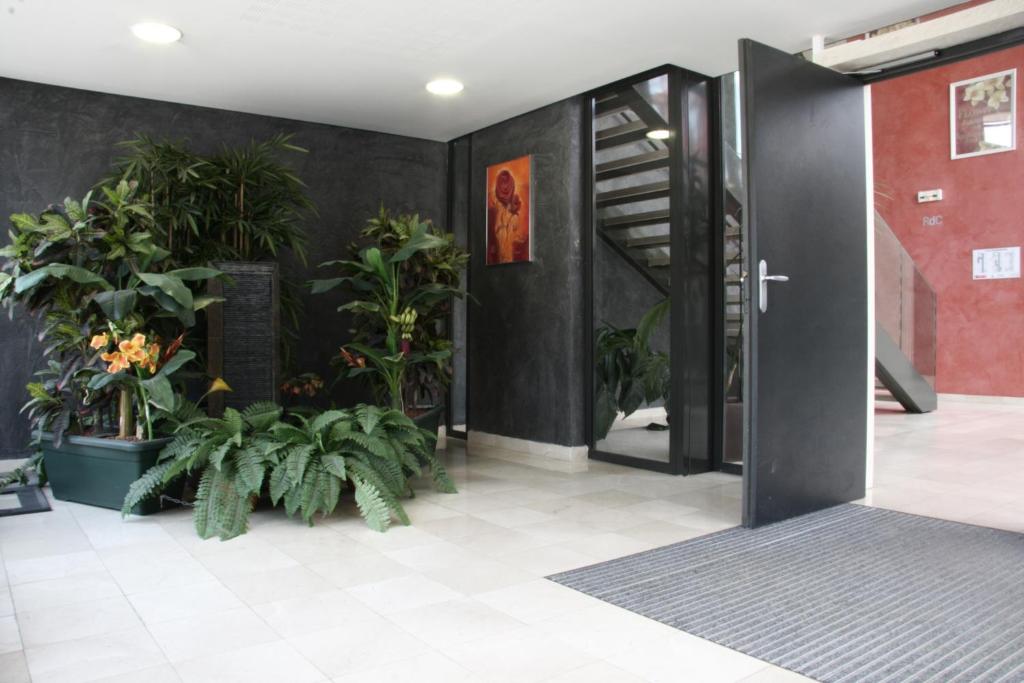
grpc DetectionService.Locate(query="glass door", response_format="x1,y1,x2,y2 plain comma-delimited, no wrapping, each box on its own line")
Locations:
586,66,713,475
590,71,673,470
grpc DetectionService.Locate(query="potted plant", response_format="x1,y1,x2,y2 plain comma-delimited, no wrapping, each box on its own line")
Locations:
103,134,315,386
310,208,468,434
593,298,670,441
122,401,456,540
1,181,223,513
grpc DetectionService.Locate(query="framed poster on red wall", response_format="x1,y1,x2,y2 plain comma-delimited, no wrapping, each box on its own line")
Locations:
950,68,1016,160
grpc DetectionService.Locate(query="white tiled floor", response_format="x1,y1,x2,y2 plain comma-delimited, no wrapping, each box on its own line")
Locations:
0,397,1021,682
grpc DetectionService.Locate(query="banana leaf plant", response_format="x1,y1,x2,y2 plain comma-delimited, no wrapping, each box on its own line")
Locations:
594,298,671,441
310,220,463,414
1,180,223,444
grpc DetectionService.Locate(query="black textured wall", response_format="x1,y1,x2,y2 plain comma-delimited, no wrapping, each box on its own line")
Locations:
465,98,587,447
0,77,447,457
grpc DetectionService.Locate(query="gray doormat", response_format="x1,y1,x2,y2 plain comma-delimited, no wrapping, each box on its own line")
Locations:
549,504,1024,683
0,485,51,517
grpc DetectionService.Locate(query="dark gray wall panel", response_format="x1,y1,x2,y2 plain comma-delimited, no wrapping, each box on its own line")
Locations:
466,98,586,446
0,77,446,456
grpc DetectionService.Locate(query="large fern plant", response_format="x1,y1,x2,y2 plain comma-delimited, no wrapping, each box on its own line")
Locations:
122,402,455,540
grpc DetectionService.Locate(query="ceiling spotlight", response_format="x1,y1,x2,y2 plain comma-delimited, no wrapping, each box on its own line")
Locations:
426,78,464,96
646,129,671,140
131,22,182,45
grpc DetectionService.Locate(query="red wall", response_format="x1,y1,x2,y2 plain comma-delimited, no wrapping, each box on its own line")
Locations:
872,45,1024,397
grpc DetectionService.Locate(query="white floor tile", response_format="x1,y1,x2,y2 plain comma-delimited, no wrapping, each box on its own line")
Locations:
307,553,412,589
386,597,525,649
4,551,105,586
219,565,334,606
17,596,141,649
329,651,471,682
345,574,463,615
24,626,167,683
476,580,600,624
147,607,278,662
252,589,379,638
10,572,122,613
436,628,595,683
0,650,31,683
287,616,430,677
173,640,325,683
127,579,244,625
0,615,20,654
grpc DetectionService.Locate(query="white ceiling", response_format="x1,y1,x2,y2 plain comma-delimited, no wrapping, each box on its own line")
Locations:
1,0,959,141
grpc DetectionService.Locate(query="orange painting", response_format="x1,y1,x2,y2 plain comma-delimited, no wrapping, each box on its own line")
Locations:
485,155,532,265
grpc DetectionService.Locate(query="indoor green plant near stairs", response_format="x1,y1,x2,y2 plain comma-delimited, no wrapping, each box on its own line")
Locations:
0,181,223,513
310,207,468,434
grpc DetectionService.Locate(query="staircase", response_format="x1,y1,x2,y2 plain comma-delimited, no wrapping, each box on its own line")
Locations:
593,87,673,295
874,212,937,413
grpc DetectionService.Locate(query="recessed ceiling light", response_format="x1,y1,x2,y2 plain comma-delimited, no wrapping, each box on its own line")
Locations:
426,78,464,96
646,129,671,140
131,22,182,45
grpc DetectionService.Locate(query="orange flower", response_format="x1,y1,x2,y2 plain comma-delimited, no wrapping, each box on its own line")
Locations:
89,333,109,350
101,351,130,374
118,335,147,364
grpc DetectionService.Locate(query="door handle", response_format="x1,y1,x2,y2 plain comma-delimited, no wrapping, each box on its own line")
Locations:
758,259,789,313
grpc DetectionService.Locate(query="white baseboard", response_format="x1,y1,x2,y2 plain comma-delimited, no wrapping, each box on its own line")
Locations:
466,430,589,473
939,393,1024,405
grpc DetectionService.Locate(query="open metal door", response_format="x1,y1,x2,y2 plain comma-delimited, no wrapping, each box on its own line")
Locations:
740,39,868,527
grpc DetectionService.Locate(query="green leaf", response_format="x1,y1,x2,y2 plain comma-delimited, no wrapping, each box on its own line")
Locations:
388,226,447,263
142,375,174,412
136,272,194,310
165,267,222,281
321,453,347,480
88,371,133,391
353,477,391,532
308,277,346,294
192,295,223,311
92,290,138,321
156,350,195,379
14,264,113,293
269,463,291,505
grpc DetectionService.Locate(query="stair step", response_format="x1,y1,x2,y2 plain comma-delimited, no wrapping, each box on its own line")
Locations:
601,209,670,230
626,234,670,248
596,150,670,181
596,181,670,208
648,254,670,267
596,120,648,150
595,93,630,118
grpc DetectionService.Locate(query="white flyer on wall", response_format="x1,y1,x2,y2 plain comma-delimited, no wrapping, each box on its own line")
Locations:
973,247,1020,280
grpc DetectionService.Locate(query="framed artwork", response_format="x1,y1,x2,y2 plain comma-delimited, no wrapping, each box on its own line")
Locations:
485,154,532,265
950,68,1016,160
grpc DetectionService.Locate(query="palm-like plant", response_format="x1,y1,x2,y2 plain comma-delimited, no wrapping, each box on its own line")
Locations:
310,219,464,413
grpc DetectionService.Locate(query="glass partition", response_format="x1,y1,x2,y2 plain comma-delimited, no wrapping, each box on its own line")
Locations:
591,72,672,465
720,71,745,471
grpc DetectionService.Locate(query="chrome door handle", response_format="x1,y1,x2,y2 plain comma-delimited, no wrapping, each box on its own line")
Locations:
758,259,789,313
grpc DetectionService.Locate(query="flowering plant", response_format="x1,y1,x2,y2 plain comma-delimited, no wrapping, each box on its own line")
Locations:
87,325,195,440
2,181,223,446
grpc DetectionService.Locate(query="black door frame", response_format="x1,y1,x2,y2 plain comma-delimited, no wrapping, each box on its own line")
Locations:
583,65,718,475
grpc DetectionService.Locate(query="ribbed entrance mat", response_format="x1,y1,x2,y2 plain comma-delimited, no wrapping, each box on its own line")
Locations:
549,504,1024,683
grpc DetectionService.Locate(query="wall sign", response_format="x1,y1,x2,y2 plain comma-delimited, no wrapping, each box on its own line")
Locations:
973,246,1020,280
922,215,943,227
951,69,1017,160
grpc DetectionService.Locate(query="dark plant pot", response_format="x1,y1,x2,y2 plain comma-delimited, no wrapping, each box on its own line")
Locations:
411,405,444,438
39,432,174,515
